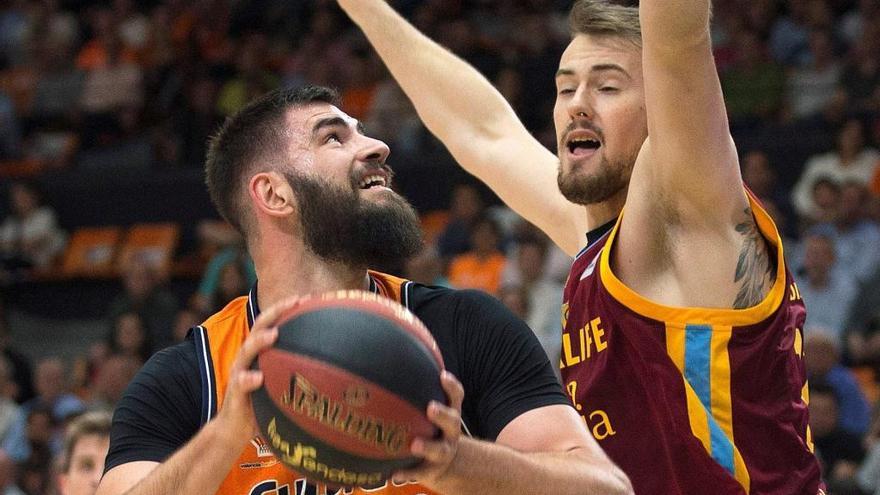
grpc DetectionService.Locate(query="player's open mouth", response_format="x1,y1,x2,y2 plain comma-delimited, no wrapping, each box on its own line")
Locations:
567,138,601,154
358,174,387,189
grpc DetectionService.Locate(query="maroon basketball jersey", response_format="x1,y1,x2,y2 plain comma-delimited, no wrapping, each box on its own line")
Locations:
561,194,824,494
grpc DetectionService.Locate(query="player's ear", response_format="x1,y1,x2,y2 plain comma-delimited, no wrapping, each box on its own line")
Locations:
57,473,69,495
249,171,295,219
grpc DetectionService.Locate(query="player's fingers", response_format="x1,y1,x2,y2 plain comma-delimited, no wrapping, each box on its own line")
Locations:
410,437,454,464
228,368,263,397
440,371,464,412
427,401,461,440
231,325,278,373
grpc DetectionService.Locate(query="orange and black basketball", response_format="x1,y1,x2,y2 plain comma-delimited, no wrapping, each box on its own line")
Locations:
251,290,446,489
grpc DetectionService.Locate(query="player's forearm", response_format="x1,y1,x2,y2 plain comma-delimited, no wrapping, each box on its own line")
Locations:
337,0,516,158
640,0,711,50
114,421,243,495
429,437,633,495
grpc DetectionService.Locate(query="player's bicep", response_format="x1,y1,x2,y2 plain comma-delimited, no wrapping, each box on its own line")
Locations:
104,343,202,471
97,461,159,495
448,131,587,255
496,404,598,456
638,18,745,220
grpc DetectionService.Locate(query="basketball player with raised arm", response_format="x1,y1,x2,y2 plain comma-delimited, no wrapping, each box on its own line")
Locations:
94,86,631,495
338,0,823,493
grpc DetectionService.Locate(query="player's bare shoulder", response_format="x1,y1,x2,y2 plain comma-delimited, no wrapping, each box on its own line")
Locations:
732,207,777,309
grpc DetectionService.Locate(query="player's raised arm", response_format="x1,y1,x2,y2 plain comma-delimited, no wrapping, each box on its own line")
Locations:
336,0,588,255
627,0,746,224
613,1,768,309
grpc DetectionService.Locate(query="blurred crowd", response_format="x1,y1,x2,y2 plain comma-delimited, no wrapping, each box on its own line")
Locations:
0,0,879,493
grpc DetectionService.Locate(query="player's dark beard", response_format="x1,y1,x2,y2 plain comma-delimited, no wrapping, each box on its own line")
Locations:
285,171,423,268
557,155,632,205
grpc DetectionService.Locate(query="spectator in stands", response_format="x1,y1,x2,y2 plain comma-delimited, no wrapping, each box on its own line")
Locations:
18,455,49,495
721,29,786,125
838,0,880,45
448,215,507,294
792,118,880,219
816,181,880,282
846,266,880,368
0,181,67,279
106,312,151,365
24,358,84,430
769,0,812,65
509,235,563,365
806,176,843,227
0,91,21,161
784,29,842,121
191,221,255,316
23,406,53,472
171,307,201,343
56,411,111,495
30,35,84,124
809,381,865,492
364,79,423,154
0,300,34,404
0,451,24,495
436,183,485,260
106,255,179,353
805,332,871,436
798,228,859,340
205,259,249,314
403,246,451,288
340,49,383,120
856,398,880,495
501,220,572,286
86,355,139,412
215,34,278,117
0,356,28,463
78,22,143,116
172,76,223,168
498,285,530,322
837,26,880,116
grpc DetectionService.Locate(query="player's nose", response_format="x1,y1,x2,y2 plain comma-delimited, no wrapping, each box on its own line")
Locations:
356,135,391,164
566,87,594,121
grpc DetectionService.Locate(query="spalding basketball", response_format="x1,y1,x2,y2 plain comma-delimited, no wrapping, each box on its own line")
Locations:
251,290,446,489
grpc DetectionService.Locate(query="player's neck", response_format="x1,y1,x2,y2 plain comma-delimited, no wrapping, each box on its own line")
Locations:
252,239,367,311
583,189,626,230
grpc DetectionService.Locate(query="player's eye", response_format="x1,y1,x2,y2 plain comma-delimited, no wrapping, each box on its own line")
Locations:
325,133,341,144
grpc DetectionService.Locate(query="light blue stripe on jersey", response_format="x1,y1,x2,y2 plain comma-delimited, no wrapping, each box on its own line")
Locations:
685,324,735,475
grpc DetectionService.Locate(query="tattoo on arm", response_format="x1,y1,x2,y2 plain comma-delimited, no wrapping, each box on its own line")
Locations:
733,208,777,309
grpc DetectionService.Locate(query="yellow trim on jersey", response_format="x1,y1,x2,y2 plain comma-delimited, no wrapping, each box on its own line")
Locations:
665,323,751,492
599,192,787,326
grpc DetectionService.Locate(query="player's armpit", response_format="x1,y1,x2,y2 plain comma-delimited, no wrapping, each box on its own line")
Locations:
96,461,159,495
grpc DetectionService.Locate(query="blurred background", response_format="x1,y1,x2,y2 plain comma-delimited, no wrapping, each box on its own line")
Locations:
0,0,879,493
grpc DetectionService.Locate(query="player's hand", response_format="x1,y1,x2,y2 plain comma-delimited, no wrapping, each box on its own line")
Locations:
392,371,465,486
214,296,304,448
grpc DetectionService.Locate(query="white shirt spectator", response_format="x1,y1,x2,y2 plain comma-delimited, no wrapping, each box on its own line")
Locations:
791,148,880,218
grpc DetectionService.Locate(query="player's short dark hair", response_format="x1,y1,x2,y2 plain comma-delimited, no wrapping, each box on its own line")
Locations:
61,410,112,473
569,0,642,46
205,85,340,236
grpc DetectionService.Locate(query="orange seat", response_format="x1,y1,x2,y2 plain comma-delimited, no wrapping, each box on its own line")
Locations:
61,226,123,278
0,159,44,179
851,366,880,405
116,223,180,279
420,210,450,244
